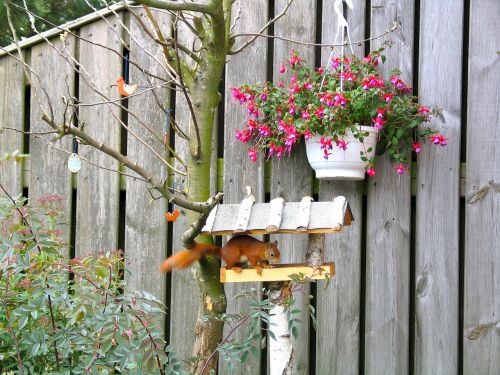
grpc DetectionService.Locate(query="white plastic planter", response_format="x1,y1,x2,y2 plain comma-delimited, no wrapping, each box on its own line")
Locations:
305,126,378,180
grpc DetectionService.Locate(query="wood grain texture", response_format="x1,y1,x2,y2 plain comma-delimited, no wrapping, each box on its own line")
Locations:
168,21,198,364
125,8,169,306
75,17,122,256
464,0,500,373
219,2,268,374
29,38,75,256
316,2,366,374
271,1,316,373
0,55,24,196
365,1,413,374
221,263,334,283
415,1,463,374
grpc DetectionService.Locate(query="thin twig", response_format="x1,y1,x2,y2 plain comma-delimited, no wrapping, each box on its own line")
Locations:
199,315,250,375
230,21,399,54
1,278,25,375
0,182,61,371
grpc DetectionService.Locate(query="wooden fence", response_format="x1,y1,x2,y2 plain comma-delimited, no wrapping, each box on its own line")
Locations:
1,1,499,374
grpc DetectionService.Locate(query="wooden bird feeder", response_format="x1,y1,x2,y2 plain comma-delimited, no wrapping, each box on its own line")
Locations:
201,193,352,283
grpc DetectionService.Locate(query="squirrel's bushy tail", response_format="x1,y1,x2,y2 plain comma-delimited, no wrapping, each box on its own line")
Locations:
160,242,220,272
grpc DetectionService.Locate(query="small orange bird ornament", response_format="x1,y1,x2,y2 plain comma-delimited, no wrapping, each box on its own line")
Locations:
116,76,137,97
166,209,180,222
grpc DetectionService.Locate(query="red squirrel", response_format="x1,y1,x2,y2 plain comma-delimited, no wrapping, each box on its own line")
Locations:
160,235,280,275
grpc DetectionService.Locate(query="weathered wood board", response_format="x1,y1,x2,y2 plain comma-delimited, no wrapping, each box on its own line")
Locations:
464,0,500,373
0,54,24,196
271,1,317,373
415,1,463,374
29,38,75,256
125,8,169,306
219,1,268,373
76,16,122,256
221,263,335,283
365,1,413,374
316,2,366,374
169,20,198,363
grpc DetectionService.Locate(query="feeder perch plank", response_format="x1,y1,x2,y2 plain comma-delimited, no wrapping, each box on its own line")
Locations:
201,196,352,236
220,263,335,283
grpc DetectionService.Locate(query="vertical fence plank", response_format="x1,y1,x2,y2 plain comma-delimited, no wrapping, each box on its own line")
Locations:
271,1,316,373
464,0,500,373
169,23,198,364
415,1,463,374
125,9,169,305
0,55,24,195
316,3,366,374
219,1,267,374
365,2,414,374
30,39,75,254
76,17,122,256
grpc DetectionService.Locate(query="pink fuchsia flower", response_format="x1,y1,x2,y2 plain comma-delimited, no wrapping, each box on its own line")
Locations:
235,129,252,143
124,330,133,339
430,134,448,146
340,71,356,82
302,111,311,119
372,117,385,129
334,93,349,107
246,119,258,131
331,57,341,69
383,93,394,103
304,128,314,141
279,64,286,74
259,126,271,137
376,107,388,118
320,137,333,150
418,106,430,114
304,82,314,90
314,106,325,118
412,142,422,153
323,148,331,160
289,51,300,67
291,75,297,84
364,54,379,66
260,93,268,101
390,76,411,92
269,143,285,158
231,88,247,103
248,148,258,162
366,167,376,177
393,163,409,175
336,139,349,151
317,66,325,73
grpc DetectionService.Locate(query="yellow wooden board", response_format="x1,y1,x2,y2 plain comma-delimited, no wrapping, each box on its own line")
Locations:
220,262,335,283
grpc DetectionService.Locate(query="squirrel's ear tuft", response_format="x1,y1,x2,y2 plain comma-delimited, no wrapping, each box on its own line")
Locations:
273,240,278,246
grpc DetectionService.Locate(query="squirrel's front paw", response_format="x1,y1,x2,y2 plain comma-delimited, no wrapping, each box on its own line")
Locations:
262,263,274,269
254,266,263,275
231,266,242,273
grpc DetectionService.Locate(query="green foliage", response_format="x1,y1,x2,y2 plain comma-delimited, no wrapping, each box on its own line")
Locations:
0,0,103,47
0,192,175,374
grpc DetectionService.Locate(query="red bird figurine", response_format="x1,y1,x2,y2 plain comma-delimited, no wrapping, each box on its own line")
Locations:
116,76,137,97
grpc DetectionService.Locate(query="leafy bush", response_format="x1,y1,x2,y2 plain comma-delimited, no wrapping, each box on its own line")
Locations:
0,191,180,374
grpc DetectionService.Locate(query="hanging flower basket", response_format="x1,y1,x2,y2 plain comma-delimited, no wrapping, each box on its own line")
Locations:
231,46,448,180
305,126,378,180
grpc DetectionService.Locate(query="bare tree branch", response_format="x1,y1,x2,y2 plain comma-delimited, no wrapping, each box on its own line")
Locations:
40,113,216,213
137,0,215,15
231,21,399,53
